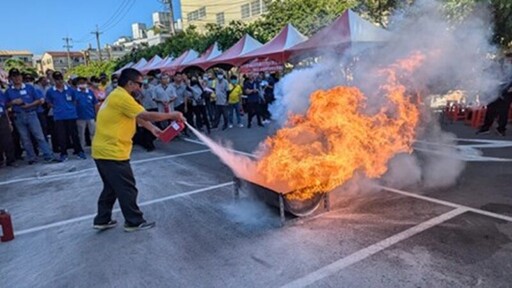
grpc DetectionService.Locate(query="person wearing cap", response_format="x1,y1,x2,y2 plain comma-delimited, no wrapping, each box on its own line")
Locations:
75,77,99,149
0,89,16,167
46,71,86,161
4,68,57,164
91,68,186,232
24,73,49,144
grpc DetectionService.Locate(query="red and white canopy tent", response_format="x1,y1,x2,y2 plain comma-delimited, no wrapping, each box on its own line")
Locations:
152,56,174,71
180,42,222,72
236,24,307,70
130,58,148,71
199,34,263,71
161,49,199,74
286,9,390,60
140,55,163,74
113,61,134,75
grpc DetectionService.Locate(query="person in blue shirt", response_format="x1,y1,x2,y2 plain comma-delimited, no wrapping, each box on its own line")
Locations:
75,76,98,149
4,68,57,164
0,90,16,167
46,71,85,161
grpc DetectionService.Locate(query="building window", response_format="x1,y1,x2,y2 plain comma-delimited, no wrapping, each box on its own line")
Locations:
261,0,268,13
216,12,225,25
188,6,206,22
251,0,261,15
198,7,206,18
241,4,250,19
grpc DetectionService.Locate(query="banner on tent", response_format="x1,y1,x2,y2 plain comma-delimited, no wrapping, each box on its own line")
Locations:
239,58,284,73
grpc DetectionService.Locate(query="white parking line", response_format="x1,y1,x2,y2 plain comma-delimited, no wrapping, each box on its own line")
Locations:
0,149,211,186
281,207,468,288
377,185,512,223
15,182,233,236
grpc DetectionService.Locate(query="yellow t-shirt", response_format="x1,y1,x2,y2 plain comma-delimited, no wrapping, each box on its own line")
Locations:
228,84,243,104
92,87,145,161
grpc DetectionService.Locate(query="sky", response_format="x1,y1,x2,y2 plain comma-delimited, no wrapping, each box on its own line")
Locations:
0,0,182,55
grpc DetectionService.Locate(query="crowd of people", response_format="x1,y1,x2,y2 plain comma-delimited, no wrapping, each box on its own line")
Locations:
0,66,279,168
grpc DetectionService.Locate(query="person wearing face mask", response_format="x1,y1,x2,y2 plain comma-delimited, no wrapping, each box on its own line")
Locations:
212,71,230,130
4,68,58,164
46,71,85,161
153,73,177,128
75,77,99,149
243,73,264,128
187,77,210,134
34,76,52,141
99,73,109,91
227,75,243,128
105,74,119,96
204,72,216,122
89,76,106,103
173,72,193,135
0,89,17,167
91,68,186,232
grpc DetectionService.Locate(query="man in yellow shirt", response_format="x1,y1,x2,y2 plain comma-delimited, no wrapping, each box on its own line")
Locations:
227,75,244,128
92,68,185,232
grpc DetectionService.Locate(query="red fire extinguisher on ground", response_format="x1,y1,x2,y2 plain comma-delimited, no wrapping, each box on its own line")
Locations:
0,209,14,242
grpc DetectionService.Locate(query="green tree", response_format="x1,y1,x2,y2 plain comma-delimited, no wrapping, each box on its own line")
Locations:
3,58,38,76
66,60,117,78
443,0,512,48
256,0,356,38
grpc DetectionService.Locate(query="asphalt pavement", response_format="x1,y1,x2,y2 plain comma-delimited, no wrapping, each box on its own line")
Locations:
1,120,512,288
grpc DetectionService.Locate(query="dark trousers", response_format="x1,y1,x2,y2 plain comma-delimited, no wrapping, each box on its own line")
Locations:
482,96,512,132
47,116,59,152
247,102,263,127
9,115,23,159
55,119,83,156
94,159,145,226
133,125,156,151
205,100,215,122
213,105,229,129
193,105,211,133
0,115,16,164
175,103,193,135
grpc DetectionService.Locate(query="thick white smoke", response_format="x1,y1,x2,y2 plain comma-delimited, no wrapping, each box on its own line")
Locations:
268,0,501,191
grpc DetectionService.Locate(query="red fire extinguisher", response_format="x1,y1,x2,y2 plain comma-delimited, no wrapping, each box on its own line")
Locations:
0,209,14,242
159,121,185,143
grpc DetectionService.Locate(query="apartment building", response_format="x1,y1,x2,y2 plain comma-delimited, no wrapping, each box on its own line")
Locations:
181,0,267,31
41,51,85,73
0,50,33,69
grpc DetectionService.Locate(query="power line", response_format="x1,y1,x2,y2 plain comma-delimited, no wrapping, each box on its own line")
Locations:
102,0,137,32
99,0,131,30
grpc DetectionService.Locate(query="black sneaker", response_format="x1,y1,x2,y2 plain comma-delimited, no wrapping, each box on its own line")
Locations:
124,221,155,232
496,129,506,137
93,220,118,231
476,129,490,135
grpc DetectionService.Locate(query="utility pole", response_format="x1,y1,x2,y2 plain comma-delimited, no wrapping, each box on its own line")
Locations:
161,0,176,35
91,25,103,61
62,37,73,70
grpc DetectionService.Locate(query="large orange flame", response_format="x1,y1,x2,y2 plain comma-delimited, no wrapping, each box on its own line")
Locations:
256,53,425,200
